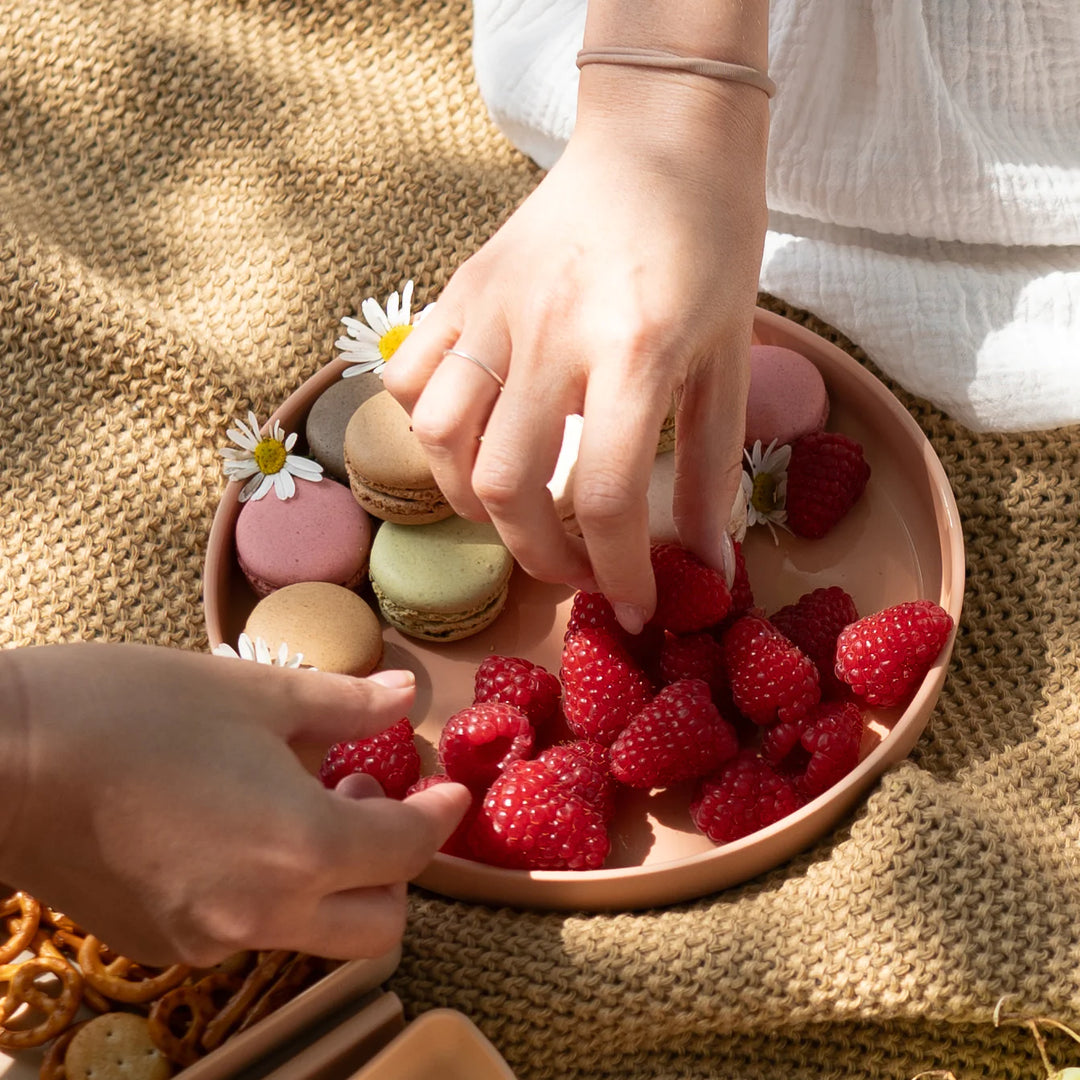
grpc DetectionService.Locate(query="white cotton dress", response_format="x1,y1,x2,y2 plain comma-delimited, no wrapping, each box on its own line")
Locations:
471,0,1080,432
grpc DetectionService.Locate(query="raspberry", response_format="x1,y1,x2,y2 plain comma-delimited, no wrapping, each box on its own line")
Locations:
834,599,954,706
649,542,732,633
566,591,664,668
729,540,755,616
536,741,616,821
406,774,478,857
770,586,859,698
784,431,871,539
473,654,561,728
798,701,864,798
658,632,728,697
467,758,610,870
690,751,803,845
560,627,654,746
437,702,535,791
760,716,810,767
610,679,739,789
721,614,821,725
318,718,421,799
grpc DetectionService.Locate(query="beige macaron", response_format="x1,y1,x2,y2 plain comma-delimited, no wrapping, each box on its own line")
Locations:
245,581,384,675
344,390,453,525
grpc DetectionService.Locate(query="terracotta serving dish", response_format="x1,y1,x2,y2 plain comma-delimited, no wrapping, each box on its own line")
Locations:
203,307,965,912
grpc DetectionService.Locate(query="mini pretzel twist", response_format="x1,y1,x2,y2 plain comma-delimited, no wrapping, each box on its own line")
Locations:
199,950,293,1052
0,893,41,964
0,955,82,1050
77,935,190,1004
147,971,244,1067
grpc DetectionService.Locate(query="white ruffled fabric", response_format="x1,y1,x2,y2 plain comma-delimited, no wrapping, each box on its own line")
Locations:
471,0,1080,432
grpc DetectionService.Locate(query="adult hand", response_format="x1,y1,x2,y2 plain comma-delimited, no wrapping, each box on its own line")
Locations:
0,642,469,966
385,68,768,633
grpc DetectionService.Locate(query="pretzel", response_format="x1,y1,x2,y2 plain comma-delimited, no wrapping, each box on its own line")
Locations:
39,1018,90,1080
77,935,189,1004
147,971,244,1067
0,955,82,1050
0,892,42,964
235,953,326,1033
199,950,293,1052
39,907,82,936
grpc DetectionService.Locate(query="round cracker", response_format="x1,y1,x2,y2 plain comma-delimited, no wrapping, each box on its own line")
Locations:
64,1012,173,1080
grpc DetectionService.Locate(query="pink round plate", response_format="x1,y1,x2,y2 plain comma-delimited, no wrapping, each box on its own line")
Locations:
204,307,965,912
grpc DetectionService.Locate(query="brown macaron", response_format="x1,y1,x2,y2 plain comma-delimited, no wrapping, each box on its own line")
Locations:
305,370,385,482
344,390,453,524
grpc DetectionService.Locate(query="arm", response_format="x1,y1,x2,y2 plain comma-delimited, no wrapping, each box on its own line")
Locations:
385,0,770,631
0,643,469,966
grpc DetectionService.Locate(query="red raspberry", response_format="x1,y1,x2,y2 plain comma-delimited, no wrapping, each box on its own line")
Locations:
566,591,664,668
610,679,739,789
560,627,654,746
406,774,478,857
721,614,821,726
650,543,732,633
658,632,728,697
437,702,535,791
690,751,803,845
467,759,610,870
536,741,615,821
784,431,871,539
318,718,421,799
798,701,864,798
770,586,859,697
834,599,954,706
729,540,755,616
473,654,561,728
760,716,810,767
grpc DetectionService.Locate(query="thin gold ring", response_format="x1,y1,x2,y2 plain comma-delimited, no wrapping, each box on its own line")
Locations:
443,347,506,390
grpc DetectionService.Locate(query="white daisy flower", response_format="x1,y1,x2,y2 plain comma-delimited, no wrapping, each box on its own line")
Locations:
220,410,323,502
740,439,792,542
212,633,306,668
336,279,433,377
728,481,749,545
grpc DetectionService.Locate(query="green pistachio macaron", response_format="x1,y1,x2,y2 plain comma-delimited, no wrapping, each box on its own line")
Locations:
369,515,514,642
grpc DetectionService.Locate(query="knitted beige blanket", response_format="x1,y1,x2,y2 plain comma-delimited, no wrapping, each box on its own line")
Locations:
2,2,1078,1078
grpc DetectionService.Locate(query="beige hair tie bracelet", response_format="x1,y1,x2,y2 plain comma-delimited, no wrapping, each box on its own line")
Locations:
575,47,776,98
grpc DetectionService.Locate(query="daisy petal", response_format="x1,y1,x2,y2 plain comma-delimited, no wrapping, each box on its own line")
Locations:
361,297,392,336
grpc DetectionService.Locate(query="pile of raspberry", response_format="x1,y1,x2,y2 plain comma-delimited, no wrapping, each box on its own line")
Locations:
318,540,954,872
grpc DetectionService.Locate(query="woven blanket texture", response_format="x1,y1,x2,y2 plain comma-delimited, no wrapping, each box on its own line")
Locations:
1,2,1078,1078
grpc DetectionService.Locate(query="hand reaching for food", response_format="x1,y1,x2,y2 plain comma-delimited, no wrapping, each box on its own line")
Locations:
384,24,770,633
0,642,470,967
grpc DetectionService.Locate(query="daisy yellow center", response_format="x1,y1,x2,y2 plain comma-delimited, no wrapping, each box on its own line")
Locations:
751,472,780,514
253,438,287,475
379,323,414,360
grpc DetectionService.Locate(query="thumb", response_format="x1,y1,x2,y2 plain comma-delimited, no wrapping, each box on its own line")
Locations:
251,665,418,744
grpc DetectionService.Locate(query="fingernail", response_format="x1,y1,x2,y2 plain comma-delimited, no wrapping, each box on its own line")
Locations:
367,669,416,690
612,602,647,637
720,531,737,590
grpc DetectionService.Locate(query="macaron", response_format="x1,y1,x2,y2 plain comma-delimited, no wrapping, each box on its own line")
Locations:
368,515,514,642
744,345,829,449
234,476,372,597
305,370,384,482
245,581,384,675
344,390,453,525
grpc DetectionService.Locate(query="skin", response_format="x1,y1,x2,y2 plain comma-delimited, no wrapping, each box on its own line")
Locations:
384,0,770,634
0,643,470,967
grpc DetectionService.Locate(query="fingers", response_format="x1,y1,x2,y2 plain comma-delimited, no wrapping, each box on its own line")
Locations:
672,347,750,581
241,664,418,745
323,780,472,892
572,366,673,633
408,328,510,522
302,883,409,960
381,294,460,412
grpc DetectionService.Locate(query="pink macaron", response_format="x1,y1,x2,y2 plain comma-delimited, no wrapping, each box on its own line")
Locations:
234,476,373,597
744,345,830,449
